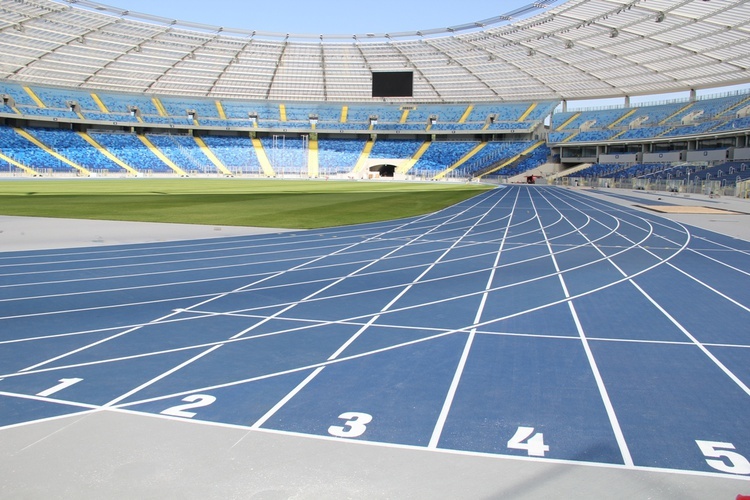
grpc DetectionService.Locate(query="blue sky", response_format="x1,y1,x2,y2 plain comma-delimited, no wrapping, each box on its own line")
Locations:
100,0,541,35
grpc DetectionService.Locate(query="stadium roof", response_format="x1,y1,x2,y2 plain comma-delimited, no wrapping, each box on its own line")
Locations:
0,0,749,102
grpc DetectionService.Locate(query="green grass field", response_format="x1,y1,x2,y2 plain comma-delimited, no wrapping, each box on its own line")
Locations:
0,178,492,229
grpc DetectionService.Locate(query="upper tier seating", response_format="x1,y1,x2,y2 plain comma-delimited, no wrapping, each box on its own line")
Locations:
0,81,556,132
0,82,37,106
573,130,619,142
31,86,100,111
549,91,750,144
95,92,160,115
624,102,687,127
159,97,219,120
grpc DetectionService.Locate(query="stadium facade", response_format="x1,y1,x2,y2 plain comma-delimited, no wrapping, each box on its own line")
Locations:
0,0,749,191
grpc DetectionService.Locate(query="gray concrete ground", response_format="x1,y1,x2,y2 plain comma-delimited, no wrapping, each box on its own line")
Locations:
1,187,749,499
582,187,750,242
0,216,292,252
2,410,747,499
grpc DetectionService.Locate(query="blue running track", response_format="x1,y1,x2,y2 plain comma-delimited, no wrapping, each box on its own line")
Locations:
1,185,749,478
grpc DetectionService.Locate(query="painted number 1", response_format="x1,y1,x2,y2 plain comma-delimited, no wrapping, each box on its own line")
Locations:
696,440,750,475
36,378,83,397
507,426,549,457
328,412,372,438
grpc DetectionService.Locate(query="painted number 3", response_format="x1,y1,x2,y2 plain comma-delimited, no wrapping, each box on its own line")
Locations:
328,412,373,438
696,440,750,475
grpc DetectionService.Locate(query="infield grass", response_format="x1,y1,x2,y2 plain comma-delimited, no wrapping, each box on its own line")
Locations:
0,178,492,228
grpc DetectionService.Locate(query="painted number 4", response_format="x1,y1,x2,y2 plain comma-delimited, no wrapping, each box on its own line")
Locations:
696,440,750,475
507,426,549,457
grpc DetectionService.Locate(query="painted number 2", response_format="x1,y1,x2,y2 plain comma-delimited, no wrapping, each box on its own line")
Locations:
696,440,750,475
507,426,549,457
328,412,372,438
160,394,216,418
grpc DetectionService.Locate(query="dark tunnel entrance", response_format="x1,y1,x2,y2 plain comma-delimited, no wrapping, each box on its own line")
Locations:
369,164,396,177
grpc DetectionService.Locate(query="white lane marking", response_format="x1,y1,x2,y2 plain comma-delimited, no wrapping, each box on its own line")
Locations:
429,187,520,449
529,187,634,468
545,188,750,396
17,203,453,373
244,188,517,435
98,190,508,407
103,345,223,407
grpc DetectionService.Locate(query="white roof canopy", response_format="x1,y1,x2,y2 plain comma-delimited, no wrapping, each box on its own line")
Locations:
0,0,748,102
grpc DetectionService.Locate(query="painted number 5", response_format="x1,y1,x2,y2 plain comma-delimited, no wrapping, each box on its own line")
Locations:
696,440,750,475
328,412,372,438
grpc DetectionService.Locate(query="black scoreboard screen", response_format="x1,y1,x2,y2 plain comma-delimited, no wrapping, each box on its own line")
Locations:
372,71,413,98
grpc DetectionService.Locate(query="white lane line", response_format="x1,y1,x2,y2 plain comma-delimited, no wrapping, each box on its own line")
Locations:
98,190,506,407
242,188,517,435
0,234,359,274
428,329,476,448
225,190,509,342
630,280,750,397
0,390,99,410
174,214,638,327
9,318,747,383
0,207,600,324
558,188,750,332
18,204,452,373
553,188,750,312
687,247,750,278
247,316,382,434
666,261,750,313
691,234,750,258
111,298,748,411
3,217,667,377
529,187,634,468
428,186,520,449
0,242,365,290
241,368,325,439
103,345,224,407
19,310,188,373
545,188,750,396
4,189,697,407
0,218,409,268
4,228,686,381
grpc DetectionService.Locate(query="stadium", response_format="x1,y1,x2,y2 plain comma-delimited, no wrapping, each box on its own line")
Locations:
1,0,750,497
